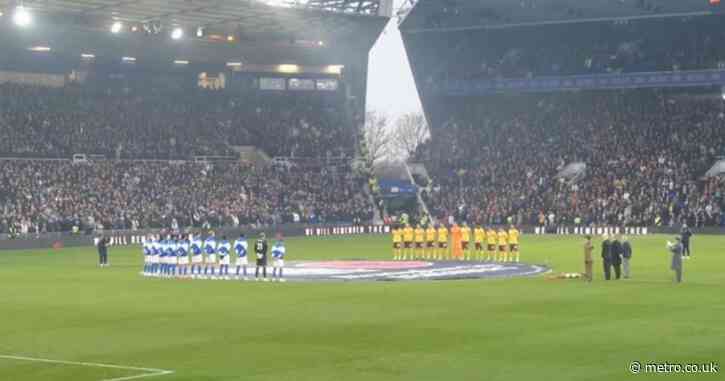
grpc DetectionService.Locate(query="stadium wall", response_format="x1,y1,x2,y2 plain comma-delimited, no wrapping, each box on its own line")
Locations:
0,225,721,251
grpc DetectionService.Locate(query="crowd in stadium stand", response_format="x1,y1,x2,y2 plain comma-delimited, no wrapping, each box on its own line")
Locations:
417,88,725,227
0,83,350,159
0,159,373,235
415,17,725,81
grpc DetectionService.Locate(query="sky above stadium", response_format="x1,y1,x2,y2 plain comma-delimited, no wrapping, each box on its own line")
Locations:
366,0,423,120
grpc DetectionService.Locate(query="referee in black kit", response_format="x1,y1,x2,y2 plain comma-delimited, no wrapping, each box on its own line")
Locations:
96,235,110,267
254,233,269,281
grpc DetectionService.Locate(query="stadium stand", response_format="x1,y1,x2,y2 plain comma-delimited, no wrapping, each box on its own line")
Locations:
415,88,725,228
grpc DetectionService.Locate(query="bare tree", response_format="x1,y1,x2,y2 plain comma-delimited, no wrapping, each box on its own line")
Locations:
392,112,430,160
362,111,392,170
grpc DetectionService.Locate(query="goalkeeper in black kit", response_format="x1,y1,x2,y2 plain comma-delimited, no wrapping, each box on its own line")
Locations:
254,233,269,281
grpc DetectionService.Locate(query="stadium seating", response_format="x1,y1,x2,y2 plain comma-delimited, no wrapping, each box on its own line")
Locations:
0,83,371,235
416,88,725,227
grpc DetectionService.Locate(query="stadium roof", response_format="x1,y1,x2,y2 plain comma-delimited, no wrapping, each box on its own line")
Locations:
0,0,389,66
400,0,724,32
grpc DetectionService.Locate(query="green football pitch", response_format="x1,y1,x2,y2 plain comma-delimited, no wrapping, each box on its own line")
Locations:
0,234,723,381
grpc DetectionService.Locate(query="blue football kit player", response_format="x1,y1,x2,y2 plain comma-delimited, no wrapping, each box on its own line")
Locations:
272,240,286,282
218,236,232,280
166,236,178,277
203,233,217,278
159,237,168,276
177,235,190,277
142,237,152,275
234,234,249,280
190,233,204,278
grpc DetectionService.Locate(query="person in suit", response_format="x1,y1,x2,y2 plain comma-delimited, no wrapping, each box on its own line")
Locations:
601,234,613,280
680,224,693,259
96,235,110,267
621,236,632,279
668,237,684,283
610,235,622,280
583,235,593,282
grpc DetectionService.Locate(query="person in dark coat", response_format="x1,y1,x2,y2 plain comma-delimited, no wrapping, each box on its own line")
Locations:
621,236,632,279
601,234,613,280
97,235,110,267
680,224,693,259
668,236,684,283
610,235,622,280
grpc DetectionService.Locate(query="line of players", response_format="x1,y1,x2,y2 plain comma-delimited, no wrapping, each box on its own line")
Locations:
141,231,287,282
391,223,521,262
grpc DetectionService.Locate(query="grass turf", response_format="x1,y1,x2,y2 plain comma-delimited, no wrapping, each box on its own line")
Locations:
0,234,723,381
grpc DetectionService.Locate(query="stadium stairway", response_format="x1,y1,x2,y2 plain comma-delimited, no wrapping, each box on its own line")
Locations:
404,162,435,224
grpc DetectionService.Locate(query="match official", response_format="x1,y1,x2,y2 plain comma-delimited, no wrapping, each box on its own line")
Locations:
601,234,613,280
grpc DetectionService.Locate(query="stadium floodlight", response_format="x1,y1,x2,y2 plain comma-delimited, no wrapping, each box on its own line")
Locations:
226,62,242,67
173,59,189,65
171,27,183,40
227,35,235,42
29,46,51,52
13,6,31,27
196,27,204,37
110,21,123,34
122,56,136,62
81,53,95,59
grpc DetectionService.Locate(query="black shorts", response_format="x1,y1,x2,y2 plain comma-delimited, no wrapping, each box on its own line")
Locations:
475,242,483,250
256,258,267,266
438,242,448,249
509,244,519,252
427,242,435,248
415,242,424,249
393,242,401,249
462,241,469,250
487,244,496,252
404,242,412,249
499,245,507,252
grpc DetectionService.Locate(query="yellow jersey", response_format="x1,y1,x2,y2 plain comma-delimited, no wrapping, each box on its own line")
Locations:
461,226,471,242
486,229,497,245
403,227,414,242
392,228,402,243
437,227,449,243
425,227,437,242
474,227,485,243
508,228,520,244
497,230,508,246
414,227,425,243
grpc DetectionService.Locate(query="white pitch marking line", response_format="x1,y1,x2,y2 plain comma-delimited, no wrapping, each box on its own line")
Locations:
0,354,174,381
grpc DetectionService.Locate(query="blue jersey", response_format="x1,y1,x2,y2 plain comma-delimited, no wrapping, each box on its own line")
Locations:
218,240,231,257
143,241,151,256
167,240,177,257
204,237,217,255
159,240,167,257
190,237,203,256
178,240,190,257
151,240,160,256
272,244,286,259
234,239,248,257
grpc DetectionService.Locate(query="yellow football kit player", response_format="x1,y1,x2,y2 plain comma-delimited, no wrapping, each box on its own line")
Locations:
437,226,449,260
474,226,485,261
497,229,508,262
392,228,402,260
508,226,520,262
425,226,437,259
460,224,472,260
486,228,497,261
414,226,425,259
403,226,414,260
